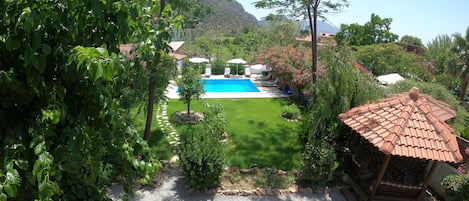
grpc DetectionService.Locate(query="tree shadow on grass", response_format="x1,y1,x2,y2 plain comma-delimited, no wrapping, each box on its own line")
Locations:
148,128,173,160
247,119,266,128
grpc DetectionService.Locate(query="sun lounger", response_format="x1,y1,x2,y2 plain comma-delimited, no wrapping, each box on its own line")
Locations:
224,67,231,78
244,67,251,77
262,77,279,87
255,73,272,81
204,67,211,77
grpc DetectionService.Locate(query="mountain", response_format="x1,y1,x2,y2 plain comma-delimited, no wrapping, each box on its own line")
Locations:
300,20,340,34
196,0,258,32
191,0,339,35
259,19,340,34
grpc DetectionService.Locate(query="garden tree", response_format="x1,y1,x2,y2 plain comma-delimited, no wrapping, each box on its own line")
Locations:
424,35,460,89
255,0,349,84
176,66,205,116
189,36,216,58
354,43,427,78
299,46,383,187
133,0,211,141
133,0,183,141
261,14,299,46
335,13,398,46
400,35,424,48
449,27,469,101
0,0,180,200
179,102,226,190
256,45,313,100
425,34,453,74
232,30,264,60
334,23,365,46
169,0,213,29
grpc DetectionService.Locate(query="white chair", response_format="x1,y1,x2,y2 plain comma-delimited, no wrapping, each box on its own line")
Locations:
224,67,231,78
204,67,211,77
255,73,272,81
244,67,251,77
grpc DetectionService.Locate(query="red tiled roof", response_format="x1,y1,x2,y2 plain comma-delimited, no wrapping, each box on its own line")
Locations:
338,87,463,163
119,44,135,59
119,44,186,61
169,52,186,61
296,36,314,42
425,97,457,121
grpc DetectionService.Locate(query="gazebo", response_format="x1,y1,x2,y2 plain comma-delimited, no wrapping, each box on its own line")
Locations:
338,87,463,201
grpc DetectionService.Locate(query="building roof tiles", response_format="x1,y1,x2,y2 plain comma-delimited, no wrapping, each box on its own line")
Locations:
338,87,463,163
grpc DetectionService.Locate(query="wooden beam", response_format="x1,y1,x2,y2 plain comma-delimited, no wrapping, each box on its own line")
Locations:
369,154,391,201
419,160,438,196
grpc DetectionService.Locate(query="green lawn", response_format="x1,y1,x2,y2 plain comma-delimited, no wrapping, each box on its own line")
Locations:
167,98,303,170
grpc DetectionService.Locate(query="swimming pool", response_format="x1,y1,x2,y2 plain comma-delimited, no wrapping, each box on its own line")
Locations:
178,79,260,92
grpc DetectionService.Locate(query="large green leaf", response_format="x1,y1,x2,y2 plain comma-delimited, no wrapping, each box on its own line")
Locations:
34,141,45,155
14,159,29,171
0,193,6,201
3,162,20,197
5,38,20,51
3,184,16,197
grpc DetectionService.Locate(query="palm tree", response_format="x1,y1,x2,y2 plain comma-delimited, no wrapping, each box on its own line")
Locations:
449,27,469,101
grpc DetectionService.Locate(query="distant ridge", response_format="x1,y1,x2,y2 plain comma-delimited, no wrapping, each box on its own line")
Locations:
196,0,258,32
190,0,339,35
259,19,339,34
300,20,340,34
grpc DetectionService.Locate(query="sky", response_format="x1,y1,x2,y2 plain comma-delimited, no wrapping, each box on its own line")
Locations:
238,0,469,44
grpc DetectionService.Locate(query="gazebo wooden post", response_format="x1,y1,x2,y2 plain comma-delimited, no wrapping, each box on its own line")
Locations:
419,160,438,196
368,154,391,201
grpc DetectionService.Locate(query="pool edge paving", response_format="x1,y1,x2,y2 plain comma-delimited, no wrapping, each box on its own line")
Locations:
166,75,290,99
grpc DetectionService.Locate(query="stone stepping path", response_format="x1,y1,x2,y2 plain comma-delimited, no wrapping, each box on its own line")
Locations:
156,98,179,152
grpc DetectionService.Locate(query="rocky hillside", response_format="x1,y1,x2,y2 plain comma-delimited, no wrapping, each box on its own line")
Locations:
196,0,258,32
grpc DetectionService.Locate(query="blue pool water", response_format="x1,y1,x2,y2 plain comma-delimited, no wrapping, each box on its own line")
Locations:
178,79,260,92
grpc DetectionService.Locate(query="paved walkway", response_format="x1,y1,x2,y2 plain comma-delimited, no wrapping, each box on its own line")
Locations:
156,98,179,150
108,168,347,201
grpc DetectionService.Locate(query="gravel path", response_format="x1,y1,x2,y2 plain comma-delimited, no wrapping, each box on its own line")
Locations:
108,168,347,201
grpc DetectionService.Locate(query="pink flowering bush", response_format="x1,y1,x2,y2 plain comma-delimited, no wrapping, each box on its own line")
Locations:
256,45,314,90
255,45,367,95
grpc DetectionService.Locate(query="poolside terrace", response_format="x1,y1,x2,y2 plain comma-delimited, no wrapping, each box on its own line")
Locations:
165,75,290,99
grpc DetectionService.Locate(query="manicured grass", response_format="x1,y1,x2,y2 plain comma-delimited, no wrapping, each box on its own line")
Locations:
129,105,173,160
167,98,303,170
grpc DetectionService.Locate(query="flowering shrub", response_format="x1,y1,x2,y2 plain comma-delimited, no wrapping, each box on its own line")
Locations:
256,45,313,90
255,45,367,95
441,148,469,201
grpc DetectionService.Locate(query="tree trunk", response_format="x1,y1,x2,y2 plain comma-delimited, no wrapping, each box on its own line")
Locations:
144,76,155,141
307,5,316,85
143,0,165,141
187,101,191,117
459,73,469,101
312,1,319,85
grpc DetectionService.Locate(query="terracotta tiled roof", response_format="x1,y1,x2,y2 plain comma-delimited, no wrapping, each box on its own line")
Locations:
296,36,314,42
119,44,186,61
119,44,135,59
425,96,457,122
338,87,463,163
168,52,186,61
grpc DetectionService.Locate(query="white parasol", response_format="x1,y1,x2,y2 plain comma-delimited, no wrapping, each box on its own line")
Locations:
189,57,209,63
227,58,247,76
